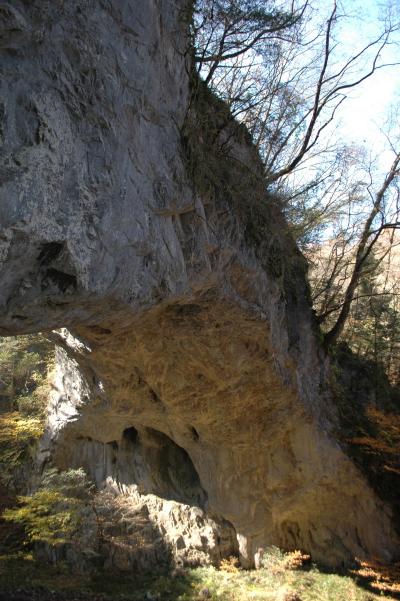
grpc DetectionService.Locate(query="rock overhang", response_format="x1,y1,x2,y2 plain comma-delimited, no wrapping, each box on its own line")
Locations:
0,0,398,568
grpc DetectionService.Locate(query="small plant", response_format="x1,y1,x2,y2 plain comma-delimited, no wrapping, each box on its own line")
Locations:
260,546,309,575
282,550,311,571
219,555,241,573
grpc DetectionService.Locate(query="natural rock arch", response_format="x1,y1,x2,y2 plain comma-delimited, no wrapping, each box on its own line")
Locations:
0,0,398,567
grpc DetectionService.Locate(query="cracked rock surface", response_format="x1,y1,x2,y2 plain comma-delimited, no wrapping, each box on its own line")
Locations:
0,0,398,568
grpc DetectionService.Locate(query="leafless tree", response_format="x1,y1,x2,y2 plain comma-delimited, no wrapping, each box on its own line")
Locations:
194,0,400,185
194,0,400,354
193,0,307,85
323,148,400,346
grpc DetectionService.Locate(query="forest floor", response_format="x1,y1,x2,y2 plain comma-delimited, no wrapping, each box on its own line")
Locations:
0,550,399,601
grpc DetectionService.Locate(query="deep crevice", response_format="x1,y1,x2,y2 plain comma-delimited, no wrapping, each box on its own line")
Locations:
190,426,199,441
43,268,77,292
37,241,64,265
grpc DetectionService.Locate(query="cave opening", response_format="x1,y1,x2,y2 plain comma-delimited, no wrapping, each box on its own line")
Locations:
121,425,138,444
113,425,208,509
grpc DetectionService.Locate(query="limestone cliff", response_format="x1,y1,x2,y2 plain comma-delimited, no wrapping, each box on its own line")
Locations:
0,0,398,567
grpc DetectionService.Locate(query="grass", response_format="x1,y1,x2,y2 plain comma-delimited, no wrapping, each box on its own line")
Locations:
0,549,399,601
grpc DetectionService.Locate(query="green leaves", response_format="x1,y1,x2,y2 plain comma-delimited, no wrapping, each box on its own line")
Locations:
0,412,44,488
4,490,80,545
0,333,53,415
3,469,95,547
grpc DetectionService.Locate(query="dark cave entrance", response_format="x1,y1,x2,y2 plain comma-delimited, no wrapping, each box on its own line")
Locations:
115,425,208,508
69,426,208,509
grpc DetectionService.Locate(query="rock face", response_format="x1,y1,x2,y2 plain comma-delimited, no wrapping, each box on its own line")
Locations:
0,0,398,567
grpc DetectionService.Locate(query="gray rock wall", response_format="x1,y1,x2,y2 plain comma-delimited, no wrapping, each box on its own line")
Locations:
0,0,191,331
0,0,398,567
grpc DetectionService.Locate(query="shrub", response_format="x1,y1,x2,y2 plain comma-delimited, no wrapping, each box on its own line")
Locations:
0,412,44,489
219,556,241,573
260,546,310,575
3,468,96,551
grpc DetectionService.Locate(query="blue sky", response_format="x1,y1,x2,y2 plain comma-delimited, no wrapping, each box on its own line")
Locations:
333,0,400,158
